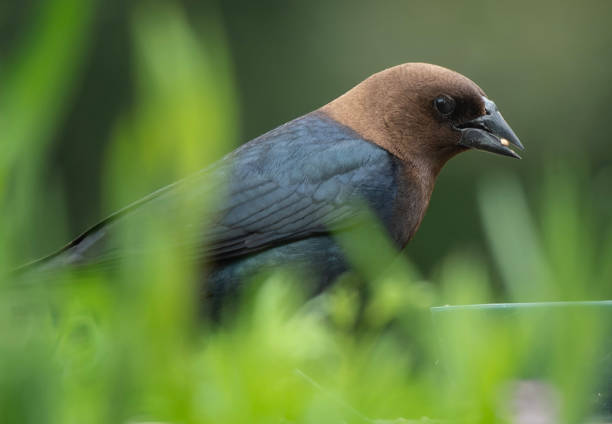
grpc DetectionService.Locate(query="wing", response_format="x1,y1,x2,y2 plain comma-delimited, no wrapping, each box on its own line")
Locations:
201,112,396,260
205,116,394,259
24,112,396,271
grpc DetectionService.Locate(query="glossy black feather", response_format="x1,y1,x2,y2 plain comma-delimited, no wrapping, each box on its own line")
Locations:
203,112,398,260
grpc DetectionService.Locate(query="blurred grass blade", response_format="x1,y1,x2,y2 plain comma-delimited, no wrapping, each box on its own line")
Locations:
478,174,554,301
0,0,95,268
0,0,94,171
539,165,597,300
105,2,238,209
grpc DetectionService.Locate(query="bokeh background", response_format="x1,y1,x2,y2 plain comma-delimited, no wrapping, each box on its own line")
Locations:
3,0,612,275
2,1,612,423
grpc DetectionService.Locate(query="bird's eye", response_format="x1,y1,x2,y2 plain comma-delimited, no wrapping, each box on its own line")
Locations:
434,95,456,117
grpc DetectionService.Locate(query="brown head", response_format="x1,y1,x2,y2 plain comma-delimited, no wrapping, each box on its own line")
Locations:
321,63,523,177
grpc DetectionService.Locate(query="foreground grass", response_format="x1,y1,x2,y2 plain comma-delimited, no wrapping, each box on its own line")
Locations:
3,168,612,423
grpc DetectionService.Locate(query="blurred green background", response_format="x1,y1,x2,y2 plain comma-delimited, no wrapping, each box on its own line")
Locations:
2,0,612,423
3,0,611,275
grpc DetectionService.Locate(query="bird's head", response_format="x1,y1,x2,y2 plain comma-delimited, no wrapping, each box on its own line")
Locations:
321,63,523,175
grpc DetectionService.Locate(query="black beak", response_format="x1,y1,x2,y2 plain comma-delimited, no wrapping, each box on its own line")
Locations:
458,97,524,159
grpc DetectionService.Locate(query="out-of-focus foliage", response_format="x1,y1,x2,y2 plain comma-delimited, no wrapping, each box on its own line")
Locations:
1,1,612,423
105,2,238,208
0,0,94,268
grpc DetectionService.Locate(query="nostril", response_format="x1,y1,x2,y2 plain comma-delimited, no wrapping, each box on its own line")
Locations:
482,97,498,116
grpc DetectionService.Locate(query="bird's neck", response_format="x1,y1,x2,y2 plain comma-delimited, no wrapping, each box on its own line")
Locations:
389,155,439,248
320,80,404,161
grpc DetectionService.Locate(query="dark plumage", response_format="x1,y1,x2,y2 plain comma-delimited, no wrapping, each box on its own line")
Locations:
23,63,523,309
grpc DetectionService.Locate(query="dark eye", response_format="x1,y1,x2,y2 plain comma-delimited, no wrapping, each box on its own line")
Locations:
434,94,456,117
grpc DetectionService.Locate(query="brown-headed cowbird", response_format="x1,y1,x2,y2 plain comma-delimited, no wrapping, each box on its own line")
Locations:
25,63,523,306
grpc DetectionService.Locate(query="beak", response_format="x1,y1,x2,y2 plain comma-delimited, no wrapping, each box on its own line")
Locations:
458,97,524,159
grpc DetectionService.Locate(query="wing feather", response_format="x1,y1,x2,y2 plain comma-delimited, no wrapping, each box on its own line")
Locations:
30,113,395,269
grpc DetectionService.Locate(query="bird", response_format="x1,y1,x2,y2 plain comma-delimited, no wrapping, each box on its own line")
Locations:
20,63,523,313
